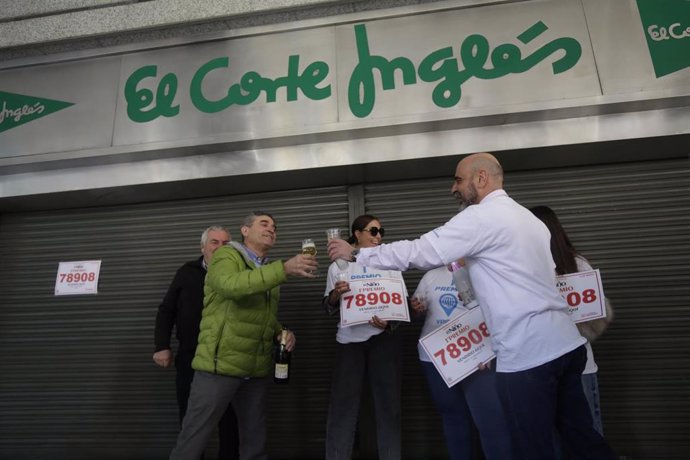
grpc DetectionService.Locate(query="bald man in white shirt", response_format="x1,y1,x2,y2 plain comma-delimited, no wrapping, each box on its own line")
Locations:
328,153,615,460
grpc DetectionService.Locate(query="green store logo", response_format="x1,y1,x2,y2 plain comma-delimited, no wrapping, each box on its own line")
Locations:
124,21,581,123
637,0,690,77
0,91,74,134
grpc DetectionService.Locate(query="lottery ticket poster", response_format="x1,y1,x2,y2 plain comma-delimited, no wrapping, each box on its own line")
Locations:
55,260,102,296
556,269,606,323
419,307,495,388
340,271,410,327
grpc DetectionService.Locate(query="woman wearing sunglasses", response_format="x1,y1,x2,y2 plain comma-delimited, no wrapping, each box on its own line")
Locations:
322,214,406,460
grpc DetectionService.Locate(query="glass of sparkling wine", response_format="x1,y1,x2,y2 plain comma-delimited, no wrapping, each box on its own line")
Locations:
302,238,317,256
302,238,318,276
326,228,349,270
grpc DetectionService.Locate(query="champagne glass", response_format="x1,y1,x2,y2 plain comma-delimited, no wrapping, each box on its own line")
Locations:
302,238,317,256
302,238,318,276
326,228,349,270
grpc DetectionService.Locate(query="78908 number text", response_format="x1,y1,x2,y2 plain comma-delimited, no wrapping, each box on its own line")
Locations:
433,322,490,366
342,291,403,309
59,272,96,283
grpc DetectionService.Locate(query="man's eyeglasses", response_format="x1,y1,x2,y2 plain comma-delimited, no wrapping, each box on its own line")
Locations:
362,226,385,237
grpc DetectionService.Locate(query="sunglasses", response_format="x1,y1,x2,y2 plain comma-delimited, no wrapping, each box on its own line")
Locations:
362,226,385,237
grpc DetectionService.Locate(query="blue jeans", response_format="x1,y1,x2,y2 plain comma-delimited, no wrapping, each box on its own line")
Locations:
325,332,402,460
581,373,604,436
422,361,517,460
495,346,615,460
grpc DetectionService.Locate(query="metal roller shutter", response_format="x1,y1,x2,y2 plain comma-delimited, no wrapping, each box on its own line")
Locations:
363,157,690,460
362,178,458,460
1,156,688,460
0,186,351,460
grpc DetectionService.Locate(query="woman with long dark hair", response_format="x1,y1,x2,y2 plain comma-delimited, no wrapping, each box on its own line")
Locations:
322,214,406,460
530,205,613,436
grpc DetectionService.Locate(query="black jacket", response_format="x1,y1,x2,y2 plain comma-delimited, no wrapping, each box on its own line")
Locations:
154,256,206,356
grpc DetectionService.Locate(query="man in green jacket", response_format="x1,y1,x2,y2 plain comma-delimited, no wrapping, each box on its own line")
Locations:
170,211,318,460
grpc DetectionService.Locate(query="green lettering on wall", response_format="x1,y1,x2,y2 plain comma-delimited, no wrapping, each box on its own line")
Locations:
637,0,690,78
189,55,331,113
124,65,180,123
348,24,417,118
122,22,582,122
347,21,581,118
0,91,74,133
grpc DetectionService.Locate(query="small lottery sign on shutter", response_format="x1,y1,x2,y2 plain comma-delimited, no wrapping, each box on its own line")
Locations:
55,261,102,295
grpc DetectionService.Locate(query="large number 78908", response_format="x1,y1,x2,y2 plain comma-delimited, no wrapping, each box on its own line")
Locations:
342,291,404,308
433,322,490,366
59,272,96,283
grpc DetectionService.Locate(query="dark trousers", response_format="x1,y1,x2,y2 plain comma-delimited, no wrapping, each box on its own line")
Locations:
171,371,267,460
325,332,402,460
495,346,615,460
176,353,240,460
422,361,517,460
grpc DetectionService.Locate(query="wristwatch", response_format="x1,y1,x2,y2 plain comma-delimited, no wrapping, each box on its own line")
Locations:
350,248,360,262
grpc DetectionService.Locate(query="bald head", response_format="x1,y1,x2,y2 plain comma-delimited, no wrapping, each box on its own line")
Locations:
461,153,504,184
452,153,504,207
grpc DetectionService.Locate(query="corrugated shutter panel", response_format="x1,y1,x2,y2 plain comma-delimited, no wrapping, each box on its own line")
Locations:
0,186,350,460
364,157,690,460
362,178,459,460
511,159,690,460
1,157,688,460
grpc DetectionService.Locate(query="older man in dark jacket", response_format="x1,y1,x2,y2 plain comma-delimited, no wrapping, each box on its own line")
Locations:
154,225,238,460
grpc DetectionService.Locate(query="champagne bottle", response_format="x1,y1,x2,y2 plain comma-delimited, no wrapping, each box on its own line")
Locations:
450,259,479,309
274,325,291,384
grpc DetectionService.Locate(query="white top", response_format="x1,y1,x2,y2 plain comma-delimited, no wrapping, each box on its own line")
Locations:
357,189,586,372
575,256,598,375
413,266,468,362
324,261,408,344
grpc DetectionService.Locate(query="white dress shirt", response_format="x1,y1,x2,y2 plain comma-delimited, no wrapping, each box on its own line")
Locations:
357,189,586,372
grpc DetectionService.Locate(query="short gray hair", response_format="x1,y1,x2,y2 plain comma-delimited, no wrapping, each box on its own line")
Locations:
241,211,275,228
200,225,230,247
240,211,276,242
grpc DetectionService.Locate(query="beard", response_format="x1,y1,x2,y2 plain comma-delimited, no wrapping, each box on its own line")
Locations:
454,183,479,211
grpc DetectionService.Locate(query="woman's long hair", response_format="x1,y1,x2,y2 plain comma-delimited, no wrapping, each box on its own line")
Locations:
347,214,378,246
529,206,579,275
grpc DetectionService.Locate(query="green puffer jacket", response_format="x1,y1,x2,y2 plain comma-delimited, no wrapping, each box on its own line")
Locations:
192,242,286,378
